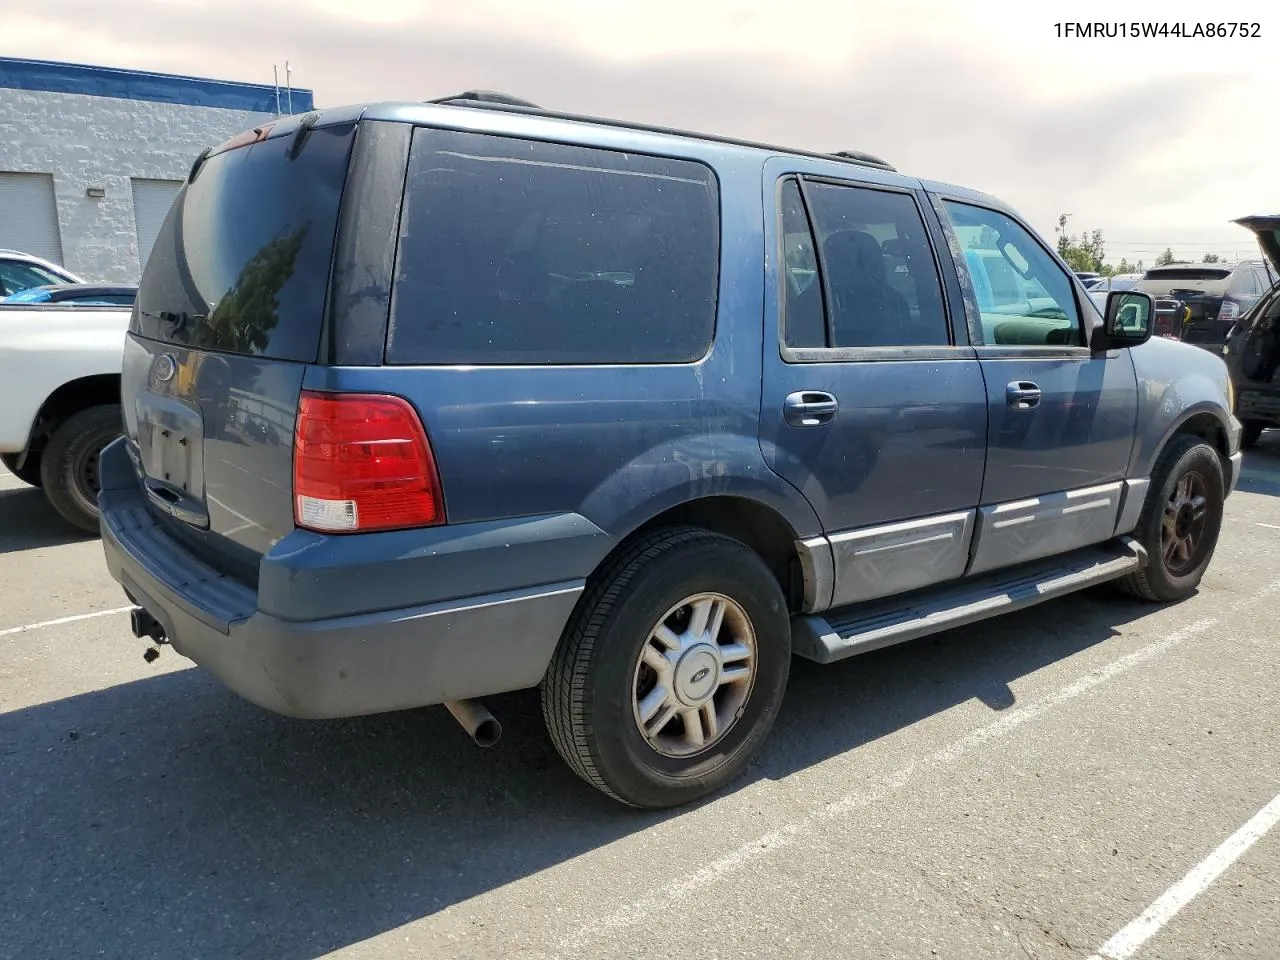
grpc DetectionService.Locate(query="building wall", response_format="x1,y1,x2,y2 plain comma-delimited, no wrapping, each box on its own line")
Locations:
0,87,272,283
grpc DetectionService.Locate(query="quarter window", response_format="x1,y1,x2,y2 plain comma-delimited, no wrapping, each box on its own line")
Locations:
387,130,720,365
942,201,1082,347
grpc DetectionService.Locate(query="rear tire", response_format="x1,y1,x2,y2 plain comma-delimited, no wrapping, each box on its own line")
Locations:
1240,420,1266,450
40,405,122,534
541,527,791,809
1,451,42,488
1120,435,1224,603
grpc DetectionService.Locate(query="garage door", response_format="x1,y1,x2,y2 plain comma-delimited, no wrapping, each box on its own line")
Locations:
131,179,183,267
0,172,64,264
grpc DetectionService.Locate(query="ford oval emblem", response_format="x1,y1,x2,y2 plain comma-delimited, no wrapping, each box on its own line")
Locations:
154,354,177,383
690,667,711,685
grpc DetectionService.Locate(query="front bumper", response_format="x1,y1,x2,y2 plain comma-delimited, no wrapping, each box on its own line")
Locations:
97,441,588,719
1226,415,1244,496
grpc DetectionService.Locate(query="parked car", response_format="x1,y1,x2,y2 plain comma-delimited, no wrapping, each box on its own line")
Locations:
1089,273,1142,295
1136,259,1274,349
0,250,83,297
1223,216,1280,448
2,283,137,306
0,296,131,530
98,94,1241,809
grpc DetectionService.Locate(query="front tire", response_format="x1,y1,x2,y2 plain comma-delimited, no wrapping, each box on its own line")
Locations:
1121,435,1225,602
1,451,42,487
541,527,791,809
39,405,122,534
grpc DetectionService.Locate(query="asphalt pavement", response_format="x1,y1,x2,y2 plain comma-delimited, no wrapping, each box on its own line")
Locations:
2,441,1279,960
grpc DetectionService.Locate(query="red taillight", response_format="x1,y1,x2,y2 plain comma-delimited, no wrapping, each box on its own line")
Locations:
1218,300,1241,322
293,390,445,533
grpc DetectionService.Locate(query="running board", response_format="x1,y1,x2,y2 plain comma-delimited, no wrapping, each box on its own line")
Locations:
792,537,1147,664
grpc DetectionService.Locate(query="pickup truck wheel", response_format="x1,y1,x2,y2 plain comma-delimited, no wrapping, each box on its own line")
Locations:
1121,435,1224,603
1240,420,1265,450
39,405,122,534
1,452,42,487
541,527,791,809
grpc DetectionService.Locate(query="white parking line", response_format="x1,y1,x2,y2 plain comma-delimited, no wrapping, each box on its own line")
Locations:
1257,522,1280,530
1088,790,1280,960
561,578,1280,952
0,606,133,638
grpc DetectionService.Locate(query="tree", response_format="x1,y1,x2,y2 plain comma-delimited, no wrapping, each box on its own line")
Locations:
1052,216,1107,273
1155,247,1176,266
1082,229,1105,270
1202,253,1221,263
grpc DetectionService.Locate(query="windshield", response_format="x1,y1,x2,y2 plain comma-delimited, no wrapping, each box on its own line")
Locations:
1,287,53,303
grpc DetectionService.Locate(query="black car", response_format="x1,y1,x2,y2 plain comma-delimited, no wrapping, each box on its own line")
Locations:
1223,216,1280,448
1,282,137,306
1137,258,1275,350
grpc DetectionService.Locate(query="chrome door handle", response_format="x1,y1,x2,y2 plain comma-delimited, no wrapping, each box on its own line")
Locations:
784,391,839,427
1006,381,1042,410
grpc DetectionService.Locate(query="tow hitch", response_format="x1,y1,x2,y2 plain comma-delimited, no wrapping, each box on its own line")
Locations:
129,607,169,662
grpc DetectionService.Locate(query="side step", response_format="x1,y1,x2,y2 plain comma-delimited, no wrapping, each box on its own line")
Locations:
792,537,1147,664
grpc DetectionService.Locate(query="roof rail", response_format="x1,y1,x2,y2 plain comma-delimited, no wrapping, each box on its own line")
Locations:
423,94,896,172
428,90,542,109
830,149,894,170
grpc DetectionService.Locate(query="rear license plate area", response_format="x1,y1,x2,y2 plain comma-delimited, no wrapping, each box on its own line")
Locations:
135,394,206,500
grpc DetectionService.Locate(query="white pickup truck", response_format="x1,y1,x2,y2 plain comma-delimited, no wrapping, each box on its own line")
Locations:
1,299,131,532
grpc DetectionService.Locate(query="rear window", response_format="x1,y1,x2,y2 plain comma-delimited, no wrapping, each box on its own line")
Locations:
386,129,720,365
1142,268,1230,282
133,123,356,362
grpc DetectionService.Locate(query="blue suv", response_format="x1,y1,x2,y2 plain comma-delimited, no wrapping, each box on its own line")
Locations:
99,92,1242,808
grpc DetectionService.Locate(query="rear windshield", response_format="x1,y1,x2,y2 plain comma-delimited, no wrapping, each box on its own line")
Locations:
1142,268,1230,282
386,129,720,365
133,123,356,362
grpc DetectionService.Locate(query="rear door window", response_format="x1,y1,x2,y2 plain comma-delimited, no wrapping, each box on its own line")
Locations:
133,123,356,362
386,129,720,365
796,181,949,348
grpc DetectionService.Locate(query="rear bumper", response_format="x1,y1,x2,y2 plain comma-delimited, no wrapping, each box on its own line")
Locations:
97,440,590,719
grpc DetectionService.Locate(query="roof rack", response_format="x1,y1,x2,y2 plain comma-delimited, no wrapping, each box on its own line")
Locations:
830,149,893,168
428,90,542,109
427,93,896,173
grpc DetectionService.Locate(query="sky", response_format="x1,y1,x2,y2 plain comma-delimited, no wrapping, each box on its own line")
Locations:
10,0,1278,266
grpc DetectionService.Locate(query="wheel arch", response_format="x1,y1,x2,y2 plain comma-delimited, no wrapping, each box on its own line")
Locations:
590,493,816,613
18,373,122,465
1155,404,1232,472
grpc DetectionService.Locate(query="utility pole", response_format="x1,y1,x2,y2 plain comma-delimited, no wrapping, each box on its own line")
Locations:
285,61,293,114
273,65,281,116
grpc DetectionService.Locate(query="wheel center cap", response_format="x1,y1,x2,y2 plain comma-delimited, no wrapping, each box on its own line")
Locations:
673,644,721,706
1175,503,1194,537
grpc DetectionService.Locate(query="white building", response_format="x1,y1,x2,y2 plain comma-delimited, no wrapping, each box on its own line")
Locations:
0,57,314,284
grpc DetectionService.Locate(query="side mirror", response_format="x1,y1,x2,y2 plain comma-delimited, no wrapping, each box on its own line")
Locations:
1094,291,1154,352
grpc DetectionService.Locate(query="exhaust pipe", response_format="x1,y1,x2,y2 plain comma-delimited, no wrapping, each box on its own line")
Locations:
444,699,502,748
130,607,166,643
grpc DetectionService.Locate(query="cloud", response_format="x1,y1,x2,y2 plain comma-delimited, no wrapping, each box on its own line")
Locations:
8,0,1278,255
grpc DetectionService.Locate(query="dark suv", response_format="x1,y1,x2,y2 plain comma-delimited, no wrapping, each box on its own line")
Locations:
99,94,1241,808
1136,259,1275,349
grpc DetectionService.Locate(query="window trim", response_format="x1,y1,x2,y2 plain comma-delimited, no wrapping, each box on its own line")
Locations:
775,174,969,365
385,125,724,367
927,191,1094,358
